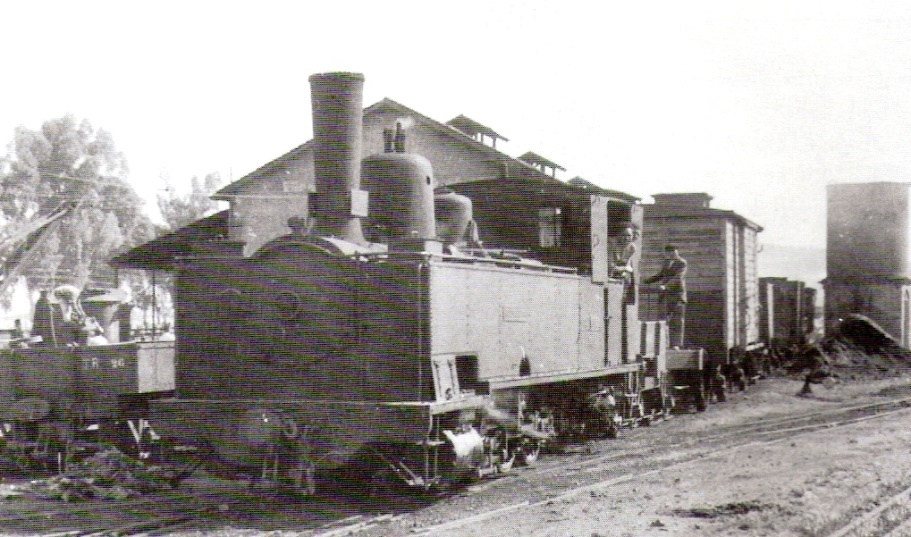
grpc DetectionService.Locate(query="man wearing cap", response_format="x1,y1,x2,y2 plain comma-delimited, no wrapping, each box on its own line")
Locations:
644,245,688,348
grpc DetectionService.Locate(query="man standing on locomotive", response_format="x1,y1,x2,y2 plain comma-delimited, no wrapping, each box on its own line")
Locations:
644,244,688,349
611,224,640,304
611,225,638,279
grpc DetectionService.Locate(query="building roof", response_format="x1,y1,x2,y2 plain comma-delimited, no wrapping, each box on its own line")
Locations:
109,211,230,271
214,97,582,199
123,98,637,272
651,192,713,208
453,176,639,205
212,142,313,200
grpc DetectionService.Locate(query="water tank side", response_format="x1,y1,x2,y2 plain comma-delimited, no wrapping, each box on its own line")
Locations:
827,183,911,280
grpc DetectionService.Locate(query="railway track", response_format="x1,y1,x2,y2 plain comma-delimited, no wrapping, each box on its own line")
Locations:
348,393,911,537
42,494,249,537
1,491,240,537
822,475,911,537
507,394,911,483
11,390,911,536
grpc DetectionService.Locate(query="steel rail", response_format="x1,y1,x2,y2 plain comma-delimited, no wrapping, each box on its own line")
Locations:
403,403,911,537
524,394,911,481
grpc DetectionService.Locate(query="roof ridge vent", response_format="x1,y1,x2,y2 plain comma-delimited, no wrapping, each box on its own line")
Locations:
518,151,565,178
446,114,509,148
651,192,713,208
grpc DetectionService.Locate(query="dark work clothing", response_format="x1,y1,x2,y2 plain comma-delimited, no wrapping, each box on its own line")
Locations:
643,258,687,303
661,299,686,349
645,256,688,348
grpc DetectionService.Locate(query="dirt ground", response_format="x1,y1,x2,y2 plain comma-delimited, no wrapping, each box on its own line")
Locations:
341,374,911,537
403,375,911,537
4,374,911,536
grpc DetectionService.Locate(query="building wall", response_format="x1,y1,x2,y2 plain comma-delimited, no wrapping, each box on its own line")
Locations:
226,152,313,255
223,107,511,256
363,108,505,186
230,195,311,256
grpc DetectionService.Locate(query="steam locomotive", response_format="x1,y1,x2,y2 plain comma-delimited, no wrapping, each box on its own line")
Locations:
124,72,681,493
0,72,697,491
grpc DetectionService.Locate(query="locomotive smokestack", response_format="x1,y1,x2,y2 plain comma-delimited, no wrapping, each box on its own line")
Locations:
308,72,368,245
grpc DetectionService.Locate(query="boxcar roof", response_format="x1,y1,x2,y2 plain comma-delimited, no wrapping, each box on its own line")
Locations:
644,205,763,231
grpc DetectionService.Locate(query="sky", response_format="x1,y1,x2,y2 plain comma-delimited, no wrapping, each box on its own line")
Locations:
1,1,910,250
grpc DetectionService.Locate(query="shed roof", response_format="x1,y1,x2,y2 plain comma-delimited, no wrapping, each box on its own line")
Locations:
109,211,230,271
452,176,639,205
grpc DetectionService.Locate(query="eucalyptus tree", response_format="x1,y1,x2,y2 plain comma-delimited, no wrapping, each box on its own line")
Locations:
0,115,156,294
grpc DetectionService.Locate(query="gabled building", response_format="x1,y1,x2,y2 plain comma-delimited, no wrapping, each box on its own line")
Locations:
119,98,610,268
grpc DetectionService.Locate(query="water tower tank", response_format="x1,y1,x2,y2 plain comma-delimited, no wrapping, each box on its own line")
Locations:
827,182,911,280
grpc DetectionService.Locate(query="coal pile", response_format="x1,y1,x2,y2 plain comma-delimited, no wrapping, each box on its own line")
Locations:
820,314,911,376
25,449,174,502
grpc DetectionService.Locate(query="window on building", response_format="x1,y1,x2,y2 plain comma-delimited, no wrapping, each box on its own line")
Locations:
538,207,562,248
